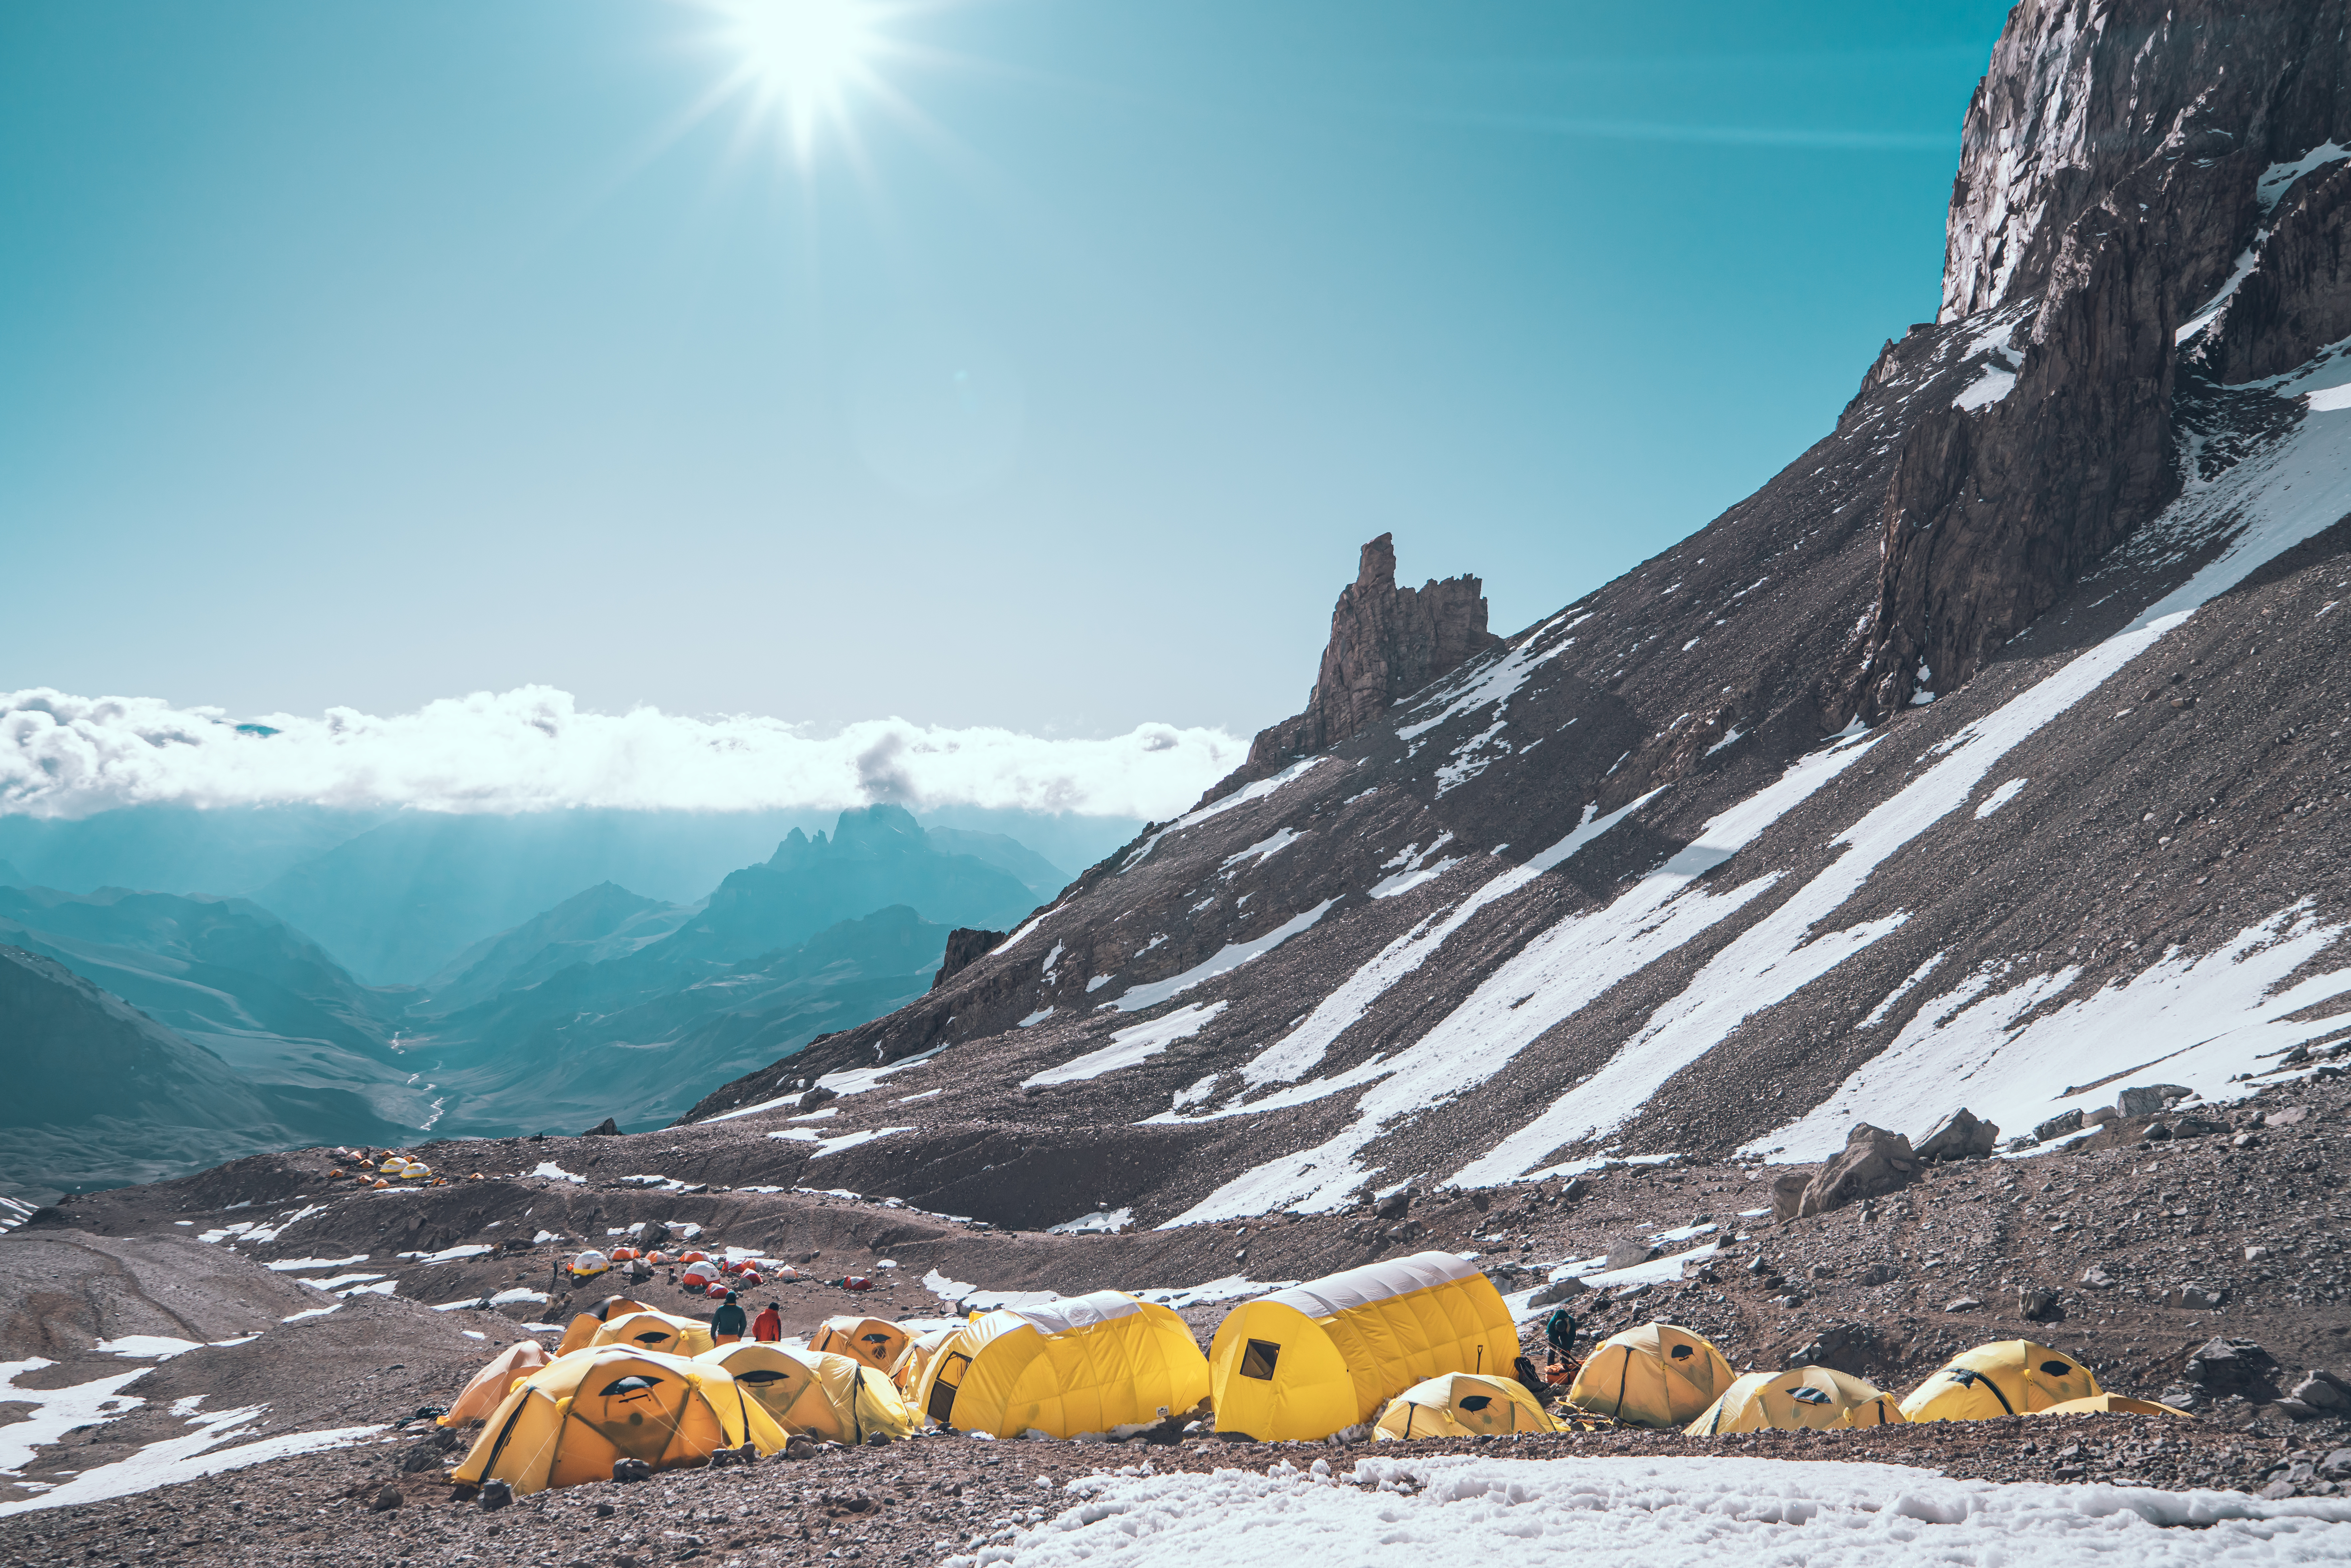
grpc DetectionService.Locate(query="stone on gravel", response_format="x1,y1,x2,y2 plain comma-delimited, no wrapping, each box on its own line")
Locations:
1794,1124,1920,1218
1529,1276,1587,1307
1857,1263,1898,1286
582,1117,620,1136
1602,1238,1655,1270
478,1479,513,1511
1944,1297,1983,1313
2118,1084,2193,1117
2291,1371,2350,1410
613,1458,653,1482
1914,1107,1999,1162
2321,1449,2351,1481
2185,1337,2276,1393
1770,1169,1813,1224
2031,1109,2084,1143
2166,1282,2228,1310
2079,1264,2116,1289
1374,1187,1413,1221
2018,1286,2060,1321
370,1484,401,1512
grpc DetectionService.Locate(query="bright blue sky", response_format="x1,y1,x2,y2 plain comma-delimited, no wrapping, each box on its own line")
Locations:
1,0,2010,742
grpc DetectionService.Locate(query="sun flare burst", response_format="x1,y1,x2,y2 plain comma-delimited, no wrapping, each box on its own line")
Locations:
713,0,887,159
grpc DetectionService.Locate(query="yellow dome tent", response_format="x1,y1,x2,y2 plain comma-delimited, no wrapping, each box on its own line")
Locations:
590,1309,717,1359
449,1347,787,1496
1374,1373,1558,1440
697,1343,922,1444
894,1325,959,1395
1565,1323,1735,1428
1687,1366,1906,1434
555,1296,655,1357
914,1290,1209,1440
811,1316,910,1376
2035,1393,2192,1419
439,1340,552,1428
1206,1251,1520,1441
1901,1341,2099,1423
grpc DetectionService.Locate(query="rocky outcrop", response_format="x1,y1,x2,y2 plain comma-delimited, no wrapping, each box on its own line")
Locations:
1914,1107,1999,1162
2210,162,2351,383
1208,534,1498,801
1781,1124,1922,1221
932,927,1006,991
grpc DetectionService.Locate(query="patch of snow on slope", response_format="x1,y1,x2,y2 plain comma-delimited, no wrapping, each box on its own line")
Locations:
0,1360,146,1475
1368,859,1462,899
953,1453,2351,1568
1393,619,1573,742
1120,757,1330,873
1222,827,1304,872
1114,901,1338,1013
1756,902,2351,1162
530,1161,584,1184
767,1127,910,1158
2257,141,2351,211
2308,383,2351,412
1858,952,1948,1028
1953,362,2019,410
1975,777,2028,817
1169,755,1867,1223
0,1400,384,1518
1024,1002,1228,1086
1046,1208,1133,1235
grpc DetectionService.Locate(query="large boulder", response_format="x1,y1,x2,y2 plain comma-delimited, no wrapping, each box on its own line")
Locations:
1794,1124,1921,1219
2185,1337,2280,1400
1770,1169,1813,1225
1914,1107,1999,1162
2117,1084,2192,1118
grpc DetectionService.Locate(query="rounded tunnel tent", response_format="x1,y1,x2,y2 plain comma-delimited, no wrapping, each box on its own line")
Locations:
1207,1251,1521,1441
449,1347,788,1496
914,1290,1209,1440
590,1310,717,1360
695,1343,921,1444
812,1316,910,1376
894,1325,959,1394
439,1340,552,1428
1374,1373,1558,1440
1564,1323,1735,1428
1687,1366,1906,1434
554,1296,654,1358
1902,1341,2100,1423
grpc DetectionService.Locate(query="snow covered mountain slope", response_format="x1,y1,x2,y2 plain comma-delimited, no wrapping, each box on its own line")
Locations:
677,0,2351,1232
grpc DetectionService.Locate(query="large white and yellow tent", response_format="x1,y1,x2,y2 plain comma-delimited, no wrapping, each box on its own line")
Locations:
1902,1341,2100,1423
449,1346,787,1496
696,1342,921,1444
1374,1372,1558,1439
913,1290,1209,1440
1687,1366,1906,1434
1206,1251,1520,1441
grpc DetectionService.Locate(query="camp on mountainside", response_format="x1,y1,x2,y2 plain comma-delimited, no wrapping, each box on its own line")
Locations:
450,1346,789,1496
697,1342,922,1445
1901,1341,2100,1423
811,1315,910,1376
440,1340,552,1428
1564,1323,1735,1428
1374,1372,1559,1439
915,1290,1210,1440
1687,1366,1906,1434
1207,1251,1521,1441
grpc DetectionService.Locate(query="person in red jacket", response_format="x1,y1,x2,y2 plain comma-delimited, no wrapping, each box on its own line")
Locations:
753,1301,783,1342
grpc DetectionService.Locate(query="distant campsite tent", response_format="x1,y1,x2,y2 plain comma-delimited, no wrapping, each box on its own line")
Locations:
1374,1373,1558,1440
2036,1393,2192,1419
914,1290,1209,1440
812,1316,910,1376
556,1296,654,1358
1207,1252,1520,1441
440,1341,551,1428
1901,1341,2099,1423
696,1343,921,1444
590,1309,717,1359
569,1250,612,1280
1687,1367,1906,1434
1564,1323,1735,1428
449,1347,787,1496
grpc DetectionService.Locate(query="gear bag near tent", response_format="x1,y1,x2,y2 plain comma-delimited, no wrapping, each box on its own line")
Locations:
1902,1341,2100,1422
1687,1367,1906,1434
1564,1323,1735,1428
449,1347,788,1497
695,1343,921,1445
914,1290,1209,1440
1206,1251,1520,1441
555,1297,654,1358
1374,1373,1559,1440
440,1341,552,1428
811,1316,910,1376
589,1310,717,1360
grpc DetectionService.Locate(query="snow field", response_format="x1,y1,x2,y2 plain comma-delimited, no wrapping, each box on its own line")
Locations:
949,1454,2351,1568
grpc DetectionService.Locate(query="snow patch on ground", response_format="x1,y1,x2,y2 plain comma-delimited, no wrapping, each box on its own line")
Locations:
1120,759,1331,874
1025,1003,1227,1086
1047,1208,1134,1235
530,1162,584,1184
0,1398,385,1518
1113,901,1338,1013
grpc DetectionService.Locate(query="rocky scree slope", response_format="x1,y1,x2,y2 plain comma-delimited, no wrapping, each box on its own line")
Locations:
684,0,2351,1233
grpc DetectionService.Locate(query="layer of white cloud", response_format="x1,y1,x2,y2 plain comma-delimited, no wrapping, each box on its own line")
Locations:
0,686,1244,822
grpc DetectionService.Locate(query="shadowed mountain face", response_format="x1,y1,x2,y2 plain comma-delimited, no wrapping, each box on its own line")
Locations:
418,882,689,1014
675,1,2351,1232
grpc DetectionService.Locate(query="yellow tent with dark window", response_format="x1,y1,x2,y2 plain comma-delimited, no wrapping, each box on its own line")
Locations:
811,1316,911,1376
2035,1393,2192,1419
1687,1366,1906,1434
695,1343,921,1444
1206,1251,1520,1441
1901,1341,2099,1423
914,1290,1208,1440
589,1310,717,1360
1374,1373,1558,1440
894,1325,959,1395
554,1296,654,1358
449,1347,787,1496
1564,1323,1734,1428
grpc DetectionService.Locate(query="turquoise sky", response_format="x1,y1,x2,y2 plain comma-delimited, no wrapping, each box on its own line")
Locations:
0,1,2011,740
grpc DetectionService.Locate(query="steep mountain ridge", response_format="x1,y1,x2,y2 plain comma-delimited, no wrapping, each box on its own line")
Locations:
678,0,2351,1234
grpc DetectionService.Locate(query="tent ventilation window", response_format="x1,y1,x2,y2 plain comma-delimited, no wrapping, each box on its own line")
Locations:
1669,1345,1693,1361
736,1369,786,1385
927,1353,971,1425
600,1376,661,1395
1239,1340,1282,1381
1458,1395,1492,1412
2039,1361,2074,1377
1790,1387,1831,1406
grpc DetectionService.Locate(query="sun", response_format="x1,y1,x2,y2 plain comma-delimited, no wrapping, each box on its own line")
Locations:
713,0,887,159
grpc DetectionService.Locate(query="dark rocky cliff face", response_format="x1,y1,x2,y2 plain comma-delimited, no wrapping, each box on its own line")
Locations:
1213,533,1498,802
1855,0,2351,716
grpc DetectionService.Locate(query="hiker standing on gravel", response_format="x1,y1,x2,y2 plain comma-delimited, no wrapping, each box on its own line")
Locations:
753,1301,782,1342
711,1289,747,1344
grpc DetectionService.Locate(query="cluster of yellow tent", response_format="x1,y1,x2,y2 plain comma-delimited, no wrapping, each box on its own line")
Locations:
437,1251,2186,1494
